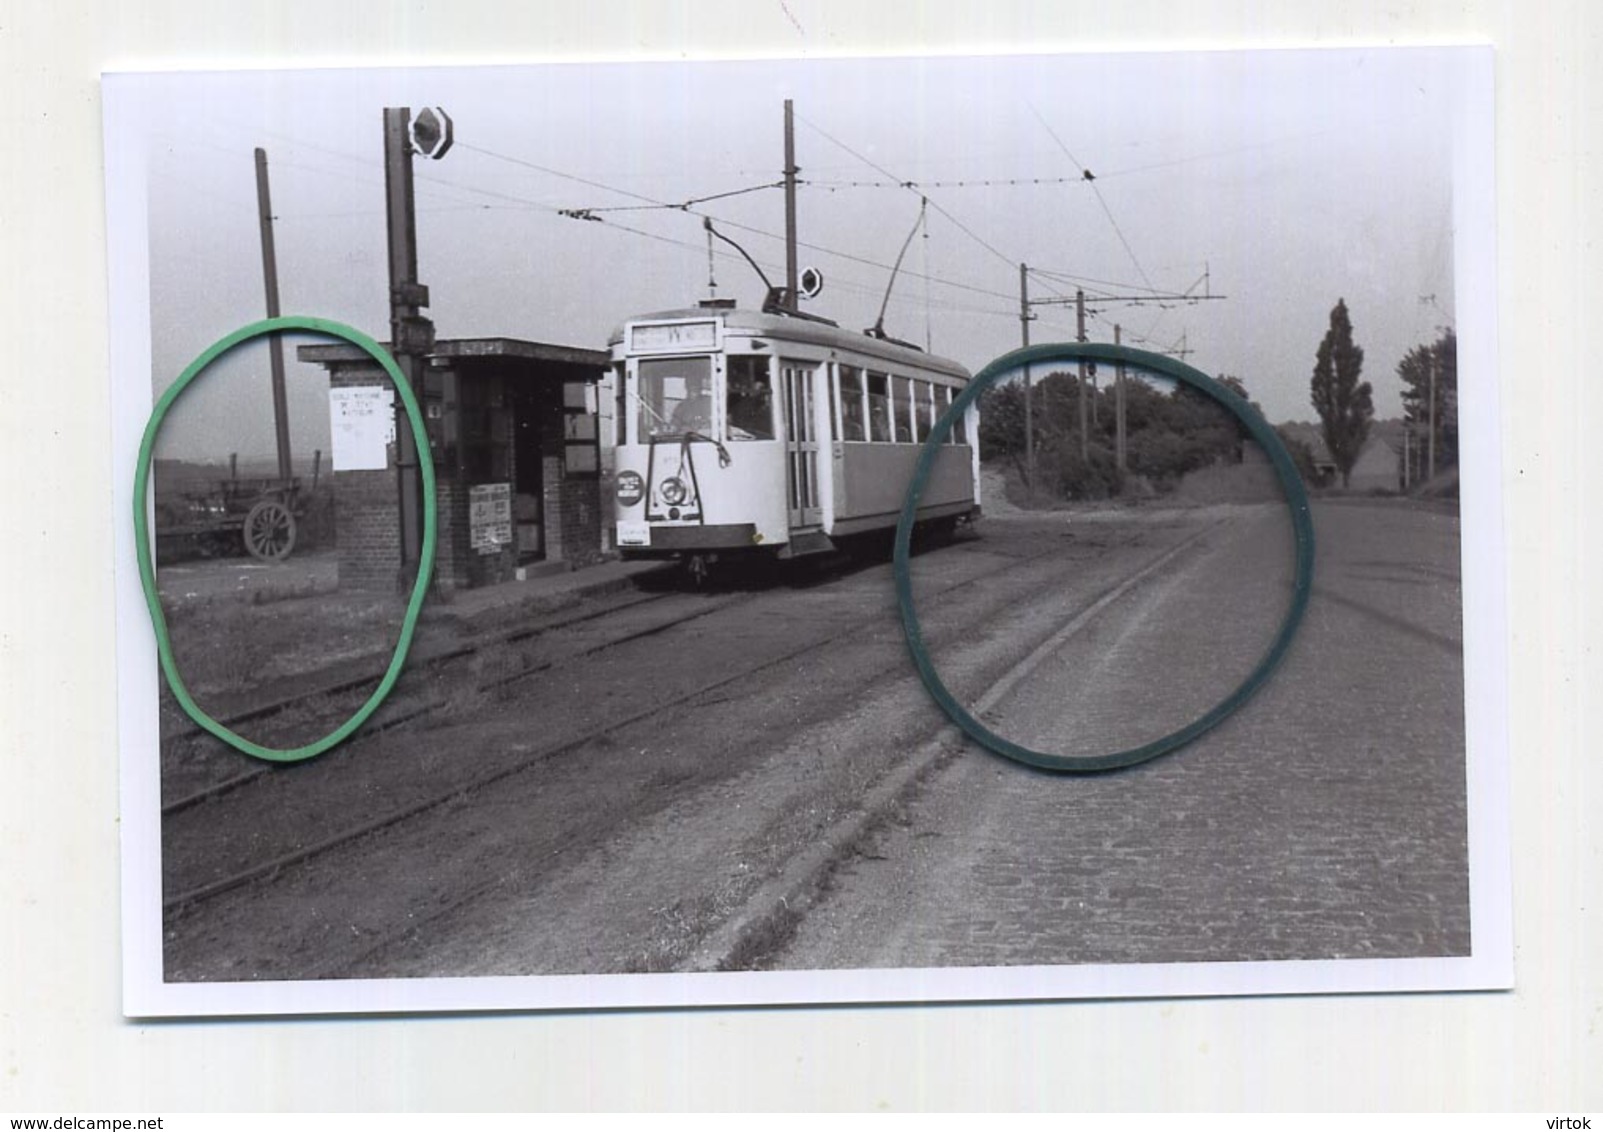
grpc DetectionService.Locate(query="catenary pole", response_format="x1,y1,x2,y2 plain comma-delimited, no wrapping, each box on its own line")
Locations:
784,100,799,311
383,108,425,578
1021,263,1033,488
1076,290,1089,462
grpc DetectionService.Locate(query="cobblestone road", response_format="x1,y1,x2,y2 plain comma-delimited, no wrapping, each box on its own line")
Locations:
775,500,1469,969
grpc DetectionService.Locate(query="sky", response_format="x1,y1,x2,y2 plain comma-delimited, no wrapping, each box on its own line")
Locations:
119,48,1479,462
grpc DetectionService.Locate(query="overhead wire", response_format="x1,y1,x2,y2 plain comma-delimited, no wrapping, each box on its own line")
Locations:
559,180,786,216
795,112,1032,283
453,136,1023,308
1028,104,1156,295
160,121,1075,345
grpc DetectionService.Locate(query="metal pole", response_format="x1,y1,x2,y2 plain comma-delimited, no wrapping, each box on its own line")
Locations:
1115,324,1126,474
783,99,799,312
1076,289,1088,462
254,148,293,483
383,107,424,577
1020,263,1032,489
1428,346,1438,480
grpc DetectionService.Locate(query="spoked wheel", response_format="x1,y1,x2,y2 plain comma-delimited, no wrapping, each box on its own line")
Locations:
243,499,297,561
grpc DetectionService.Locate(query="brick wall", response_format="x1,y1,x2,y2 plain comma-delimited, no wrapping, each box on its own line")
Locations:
549,465,602,566
328,365,406,591
334,466,403,590
322,356,603,588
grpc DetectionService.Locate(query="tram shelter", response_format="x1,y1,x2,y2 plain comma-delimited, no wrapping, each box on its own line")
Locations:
298,336,610,590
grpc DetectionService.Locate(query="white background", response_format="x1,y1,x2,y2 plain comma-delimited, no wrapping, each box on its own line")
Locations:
2,0,1598,1111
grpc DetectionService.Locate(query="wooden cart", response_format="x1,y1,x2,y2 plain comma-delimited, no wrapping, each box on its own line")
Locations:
158,477,305,561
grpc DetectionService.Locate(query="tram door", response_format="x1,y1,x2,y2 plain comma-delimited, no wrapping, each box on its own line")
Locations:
780,361,822,528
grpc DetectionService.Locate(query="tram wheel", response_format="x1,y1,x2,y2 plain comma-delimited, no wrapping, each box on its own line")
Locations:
243,499,297,561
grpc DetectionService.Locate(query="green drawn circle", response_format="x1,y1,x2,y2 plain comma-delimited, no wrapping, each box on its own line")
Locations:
894,342,1316,772
134,316,437,763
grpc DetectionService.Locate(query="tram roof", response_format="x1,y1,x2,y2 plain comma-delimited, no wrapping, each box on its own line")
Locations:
609,306,971,380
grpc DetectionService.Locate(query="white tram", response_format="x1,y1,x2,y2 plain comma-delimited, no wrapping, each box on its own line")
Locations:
606,299,979,573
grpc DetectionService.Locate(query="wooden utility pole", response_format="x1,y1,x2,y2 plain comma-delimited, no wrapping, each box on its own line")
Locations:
783,99,799,312
254,148,293,483
1020,263,1033,488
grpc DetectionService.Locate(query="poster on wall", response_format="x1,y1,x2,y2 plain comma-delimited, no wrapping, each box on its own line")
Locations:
329,386,394,472
469,483,513,554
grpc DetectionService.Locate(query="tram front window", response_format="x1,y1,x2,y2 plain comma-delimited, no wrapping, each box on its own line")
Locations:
638,356,712,438
726,356,774,440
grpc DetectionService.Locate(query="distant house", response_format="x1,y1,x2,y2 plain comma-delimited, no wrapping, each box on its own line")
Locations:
1346,434,1401,492
1279,420,1404,491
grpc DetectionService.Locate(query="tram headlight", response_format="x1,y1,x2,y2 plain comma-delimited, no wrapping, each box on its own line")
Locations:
659,476,689,506
616,470,644,507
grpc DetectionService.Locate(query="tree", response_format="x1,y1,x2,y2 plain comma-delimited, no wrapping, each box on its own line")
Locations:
1397,328,1457,476
1275,426,1321,486
977,382,1027,462
1309,298,1374,488
1213,374,1259,459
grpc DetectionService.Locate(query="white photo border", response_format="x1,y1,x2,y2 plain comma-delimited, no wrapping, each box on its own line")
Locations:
108,46,1509,1018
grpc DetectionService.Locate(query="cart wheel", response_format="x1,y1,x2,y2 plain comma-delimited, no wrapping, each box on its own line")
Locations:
243,499,297,561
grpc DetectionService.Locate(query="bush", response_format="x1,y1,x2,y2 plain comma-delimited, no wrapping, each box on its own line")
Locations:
1053,441,1122,500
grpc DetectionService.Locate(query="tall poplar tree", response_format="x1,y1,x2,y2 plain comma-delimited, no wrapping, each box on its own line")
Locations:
1310,298,1374,488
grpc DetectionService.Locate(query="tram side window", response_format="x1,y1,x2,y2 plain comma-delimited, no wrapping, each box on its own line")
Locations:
866,373,893,442
913,380,932,443
827,366,839,441
951,387,970,445
638,356,712,438
892,376,915,442
839,366,866,441
725,356,774,440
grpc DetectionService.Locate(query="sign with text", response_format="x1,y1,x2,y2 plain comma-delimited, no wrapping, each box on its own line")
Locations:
469,482,514,555
329,387,394,471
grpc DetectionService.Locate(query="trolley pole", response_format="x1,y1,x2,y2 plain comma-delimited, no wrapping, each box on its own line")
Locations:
783,99,799,312
1020,263,1033,489
254,148,293,484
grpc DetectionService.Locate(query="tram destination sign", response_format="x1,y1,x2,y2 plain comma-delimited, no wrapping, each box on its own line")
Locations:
628,320,718,353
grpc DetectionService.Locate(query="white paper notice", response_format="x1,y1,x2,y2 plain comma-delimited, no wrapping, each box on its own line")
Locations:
329,387,395,471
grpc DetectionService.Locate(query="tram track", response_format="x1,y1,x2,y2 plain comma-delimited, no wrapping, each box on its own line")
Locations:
345,515,1232,979
697,514,1238,971
162,585,673,750
160,528,1130,920
159,531,1004,814
159,586,750,815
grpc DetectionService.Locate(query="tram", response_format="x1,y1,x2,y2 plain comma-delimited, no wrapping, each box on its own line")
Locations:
606,298,979,577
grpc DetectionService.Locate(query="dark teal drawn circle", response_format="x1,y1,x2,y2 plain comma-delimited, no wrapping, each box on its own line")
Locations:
134,316,437,763
894,342,1316,772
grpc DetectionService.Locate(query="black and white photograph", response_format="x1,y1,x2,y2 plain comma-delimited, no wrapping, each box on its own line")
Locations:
107,47,1507,1016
